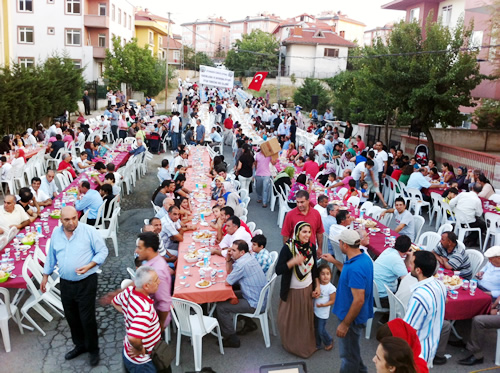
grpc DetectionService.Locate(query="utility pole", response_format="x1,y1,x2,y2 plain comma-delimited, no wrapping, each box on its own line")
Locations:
165,11,171,113
277,42,282,105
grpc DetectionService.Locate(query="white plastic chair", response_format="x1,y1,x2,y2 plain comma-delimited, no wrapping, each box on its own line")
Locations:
437,223,454,236
55,173,69,190
0,288,24,352
467,249,485,279
98,207,120,256
233,274,278,348
277,190,291,228
253,229,263,236
384,284,407,321
246,222,256,234
429,193,442,227
483,212,500,252
266,252,279,336
346,196,360,208
379,212,393,226
366,206,383,221
366,280,390,339
337,187,348,200
360,201,373,215
417,232,441,251
171,297,224,372
413,215,425,242
454,211,482,249
239,188,249,201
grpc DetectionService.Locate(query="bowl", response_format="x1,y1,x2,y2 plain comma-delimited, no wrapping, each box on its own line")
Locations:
0,273,10,283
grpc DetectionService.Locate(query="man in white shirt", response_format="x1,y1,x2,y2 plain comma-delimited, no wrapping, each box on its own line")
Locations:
30,177,52,206
0,195,30,232
0,156,12,181
374,141,388,179
449,183,486,246
314,139,327,164
216,216,252,256
100,115,111,134
157,159,171,182
329,210,351,243
76,128,86,145
314,195,328,217
74,152,93,174
351,161,367,189
174,151,189,169
23,130,37,146
170,113,180,150
40,170,58,198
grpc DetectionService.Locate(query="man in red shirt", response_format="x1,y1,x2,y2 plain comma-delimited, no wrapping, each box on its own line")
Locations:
356,135,365,153
223,114,234,145
281,190,324,255
57,153,77,179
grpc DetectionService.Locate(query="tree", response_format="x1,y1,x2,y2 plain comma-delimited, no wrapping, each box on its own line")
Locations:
0,54,83,134
104,36,169,96
473,99,500,129
225,30,279,77
182,46,214,70
293,78,330,113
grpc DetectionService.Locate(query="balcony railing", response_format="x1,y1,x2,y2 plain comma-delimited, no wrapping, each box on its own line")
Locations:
84,15,109,28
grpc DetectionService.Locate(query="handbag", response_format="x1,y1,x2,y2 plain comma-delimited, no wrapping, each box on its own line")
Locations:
150,339,175,373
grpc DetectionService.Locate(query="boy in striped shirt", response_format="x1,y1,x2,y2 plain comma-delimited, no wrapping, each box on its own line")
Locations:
404,251,448,366
113,266,162,372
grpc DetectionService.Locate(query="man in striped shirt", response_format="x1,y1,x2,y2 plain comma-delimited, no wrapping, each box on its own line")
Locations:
112,266,162,372
403,251,448,366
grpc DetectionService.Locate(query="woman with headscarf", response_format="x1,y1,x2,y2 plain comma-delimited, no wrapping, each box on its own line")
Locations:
0,136,12,154
455,166,467,190
212,176,225,200
287,173,312,208
226,192,244,217
274,166,294,197
275,221,320,358
376,318,428,373
11,149,26,169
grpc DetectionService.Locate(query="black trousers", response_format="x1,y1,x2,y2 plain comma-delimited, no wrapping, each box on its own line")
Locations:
60,273,99,353
111,126,118,141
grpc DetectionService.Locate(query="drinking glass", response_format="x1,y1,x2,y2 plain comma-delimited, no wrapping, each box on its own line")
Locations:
183,266,190,275
179,276,187,285
469,279,477,296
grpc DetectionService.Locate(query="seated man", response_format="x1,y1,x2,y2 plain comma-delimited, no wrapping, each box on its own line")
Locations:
159,205,194,258
213,216,252,256
0,194,30,233
155,198,175,219
380,197,415,241
329,209,352,243
216,240,266,347
406,167,441,201
17,187,40,223
322,203,340,255
30,177,52,206
433,231,473,279
216,206,252,242
75,180,103,226
129,139,146,156
374,235,412,307
74,152,93,174
57,153,77,179
0,156,12,181
40,170,59,199
314,194,328,217
157,159,171,182
209,127,223,147
144,218,176,271
476,245,500,297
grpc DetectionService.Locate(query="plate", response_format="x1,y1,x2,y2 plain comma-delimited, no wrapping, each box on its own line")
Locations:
199,221,209,226
195,280,212,289
184,253,200,263
369,228,380,233
196,262,212,271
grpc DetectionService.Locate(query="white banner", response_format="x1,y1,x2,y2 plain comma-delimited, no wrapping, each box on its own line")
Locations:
199,65,234,89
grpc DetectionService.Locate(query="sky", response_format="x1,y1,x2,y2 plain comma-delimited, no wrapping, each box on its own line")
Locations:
130,0,405,33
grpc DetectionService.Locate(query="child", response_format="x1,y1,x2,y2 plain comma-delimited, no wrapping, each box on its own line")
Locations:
343,178,359,202
359,181,369,204
324,173,336,188
314,264,336,351
217,197,226,207
250,234,273,273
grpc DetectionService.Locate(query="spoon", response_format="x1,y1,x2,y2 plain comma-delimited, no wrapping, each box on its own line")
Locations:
174,283,190,290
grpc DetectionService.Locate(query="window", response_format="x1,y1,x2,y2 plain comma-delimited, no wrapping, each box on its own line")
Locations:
124,12,127,27
111,5,115,21
98,33,106,47
65,29,81,46
47,0,54,3
409,7,420,22
18,0,33,12
197,25,207,31
129,15,132,30
66,0,81,14
47,27,55,35
442,5,452,27
118,9,121,24
99,3,106,16
19,57,34,68
339,30,345,38
73,60,81,69
98,62,104,77
174,50,180,61
158,35,163,47
149,31,154,44
324,48,339,57
18,27,34,44
470,30,483,50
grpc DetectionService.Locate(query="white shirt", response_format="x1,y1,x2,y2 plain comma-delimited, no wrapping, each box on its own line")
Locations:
219,226,252,249
314,283,336,319
110,95,117,105
174,156,188,169
40,176,58,198
74,157,89,173
31,187,50,203
1,163,12,181
329,224,347,243
314,143,326,164
478,262,500,298
77,132,86,145
101,119,111,133
25,134,37,146
449,191,482,224
0,205,30,230
171,116,180,133
374,150,388,173
314,204,327,218
351,162,366,181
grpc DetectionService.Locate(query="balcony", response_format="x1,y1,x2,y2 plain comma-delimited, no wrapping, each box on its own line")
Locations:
84,15,109,28
93,46,106,59
466,0,493,12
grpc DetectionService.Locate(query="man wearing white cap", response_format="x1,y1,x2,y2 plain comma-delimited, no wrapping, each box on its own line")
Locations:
321,229,373,373
459,245,500,366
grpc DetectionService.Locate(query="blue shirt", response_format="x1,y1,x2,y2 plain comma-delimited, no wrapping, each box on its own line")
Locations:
406,172,431,191
210,131,222,143
355,155,367,165
196,125,205,142
111,111,119,126
40,176,58,198
332,250,374,324
129,146,145,155
322,215,337,255
75,189,103,219
157,168,171,182
44,223,108,281
226,253,266,309
155,207,168,220
373,248,408,298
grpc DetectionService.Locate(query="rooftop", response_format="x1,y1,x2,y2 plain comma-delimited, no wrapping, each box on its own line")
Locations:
282,27,356,47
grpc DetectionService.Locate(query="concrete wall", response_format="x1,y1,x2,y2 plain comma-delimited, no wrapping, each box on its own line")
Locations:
427,127,500,152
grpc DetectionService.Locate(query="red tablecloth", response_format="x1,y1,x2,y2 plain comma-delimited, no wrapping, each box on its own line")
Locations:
445,286,492,320
365,219,400,257
172,146,236,304
0,149,131,289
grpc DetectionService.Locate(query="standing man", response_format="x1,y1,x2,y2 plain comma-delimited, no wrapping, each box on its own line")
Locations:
380,196,415,241
41,206,108,367
195,118,205,144
83,90,91,116
170,112,180,150
223,114,234,146
281,190,324,254
403,250,448,365
321,230,373,373
110,107,119,141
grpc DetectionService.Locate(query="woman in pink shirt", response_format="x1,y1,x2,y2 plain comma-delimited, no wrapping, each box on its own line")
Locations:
254,149,275,208
302,153,319,179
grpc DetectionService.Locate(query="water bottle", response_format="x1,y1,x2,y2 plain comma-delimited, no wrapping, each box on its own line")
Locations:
203,253,209,268
201,213,204,221
324,189,328,197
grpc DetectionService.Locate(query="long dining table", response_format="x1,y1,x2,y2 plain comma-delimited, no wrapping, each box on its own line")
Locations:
0,147,131,290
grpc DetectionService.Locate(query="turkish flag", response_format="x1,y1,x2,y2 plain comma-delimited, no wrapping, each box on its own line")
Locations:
248,72,268,91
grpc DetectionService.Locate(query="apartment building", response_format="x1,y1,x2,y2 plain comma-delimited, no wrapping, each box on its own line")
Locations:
134,8,172,60
364,24,394,46
229,14,281,45
382,0,499,105
162,35,182,66
316,10,367,45
4,0,134,81
181,17,230,57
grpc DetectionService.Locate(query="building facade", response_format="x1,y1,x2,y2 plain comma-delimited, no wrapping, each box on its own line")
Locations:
181,17,230,57
363,24,394,46
283,27,355,79
316,11,367,45
229,14,281,46
134,8,172,60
